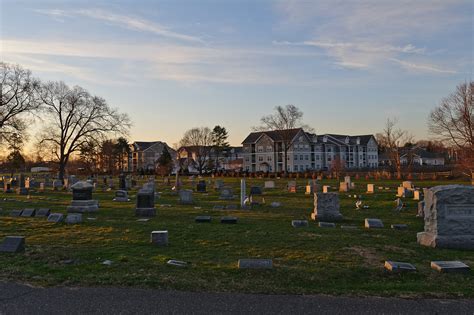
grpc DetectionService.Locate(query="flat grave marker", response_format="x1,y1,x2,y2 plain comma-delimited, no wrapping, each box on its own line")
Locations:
238,259,273,269
365,218,384,229
384,261,417,273
430,261,470,273
0,236,25,253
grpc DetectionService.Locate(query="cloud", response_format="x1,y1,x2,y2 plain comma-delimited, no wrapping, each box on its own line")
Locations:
34,8,203,43
390,58,457,74
2,38,327,85
274,0,467,73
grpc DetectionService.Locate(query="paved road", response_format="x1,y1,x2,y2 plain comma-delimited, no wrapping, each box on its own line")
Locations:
1,282,473,314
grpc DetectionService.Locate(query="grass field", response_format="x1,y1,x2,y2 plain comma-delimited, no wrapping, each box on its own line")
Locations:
0,177,473,298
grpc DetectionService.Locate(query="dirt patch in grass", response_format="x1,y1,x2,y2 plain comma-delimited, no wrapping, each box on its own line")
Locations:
346,246,382,267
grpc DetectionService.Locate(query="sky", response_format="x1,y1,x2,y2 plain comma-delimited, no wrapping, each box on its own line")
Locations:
1,0,472,148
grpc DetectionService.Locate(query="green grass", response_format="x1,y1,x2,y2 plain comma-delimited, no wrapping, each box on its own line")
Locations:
0,177,473,298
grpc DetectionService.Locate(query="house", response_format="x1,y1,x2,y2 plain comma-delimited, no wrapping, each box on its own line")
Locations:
400,147,445,166
177,146,244,173
128,141,176,172
242,128,378,172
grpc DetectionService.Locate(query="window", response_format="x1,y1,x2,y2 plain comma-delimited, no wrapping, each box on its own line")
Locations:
267,156,272,162
257,146,263,152
300,155,304,160
294,155,298,160
258,156,264,162
294,165,298,171
305,155,309,160
266,146,272,152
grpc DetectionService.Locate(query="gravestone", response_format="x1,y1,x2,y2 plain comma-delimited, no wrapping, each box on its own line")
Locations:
67,181,99,213
195,216,212,223
151,230,168,246
322,185,330,193
339,182,349,192
196,180,207,193
0,236,25,253
10,210,22,217
20,208,35,217
219,187,235,200
119,173,126,190
384,261,416,272
65,213,82,224
179,189,194,204
39,183,45,192
35,208,51,217
318,222,336,228
397,187,406,198
417,185,474,250
287,181,297,193
413,190,421,201
3,180,12,193
221,216,237,224
213,205,225,210
391,224,408,230
365,218,384,229
344,176,351,187
240,179,247,209
264,181,275,189
430,261,470,273
402,181,414,190
214,180,224,191
113,190,130,202
367,184,374,194
311,192,343,221
291,220,308,227
225,204,238,210
135,189,156,217
238,259,273,269
47,213,64,223
52,179,62,190
250,186,262,195
16,174,28,195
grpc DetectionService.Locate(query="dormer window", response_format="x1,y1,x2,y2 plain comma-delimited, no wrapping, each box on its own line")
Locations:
345,136,349,144
356,137,360,145
323,135,328,143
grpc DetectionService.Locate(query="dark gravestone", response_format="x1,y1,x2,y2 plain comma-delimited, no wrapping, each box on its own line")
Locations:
213,205,225,210
391,224,408,230
431,261,470,273
384,261,417,272
20,208,36,217
250,186,262,195
225,205,238,210
292,220,309,227
238,259,273,269
135,189,156,217
0,236,25,253
47,213,64,223
4,181,12,193
35,208,51,217
221,216,238,224
195,215,212,223
119,173,126,190
196,180,207,193
67,181,99,213
10,210,23,217
318,222,336,228
365,218,384,229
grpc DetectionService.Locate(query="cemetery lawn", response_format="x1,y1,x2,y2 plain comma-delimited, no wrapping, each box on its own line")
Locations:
1,178,473,298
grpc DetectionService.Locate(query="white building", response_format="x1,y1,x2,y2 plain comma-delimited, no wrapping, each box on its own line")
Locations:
242,128,378,172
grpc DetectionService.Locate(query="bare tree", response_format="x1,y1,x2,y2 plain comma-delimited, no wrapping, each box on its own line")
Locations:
255,105,311,173
37,81,130,182
179,127,213,175
0,63,41,145
376,118,413,179
429,81,473,178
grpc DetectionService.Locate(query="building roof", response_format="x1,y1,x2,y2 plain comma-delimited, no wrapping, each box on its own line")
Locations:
132,141,175,153
242,128,304,144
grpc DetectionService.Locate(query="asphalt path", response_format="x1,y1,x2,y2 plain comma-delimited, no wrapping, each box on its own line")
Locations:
1,282,473,314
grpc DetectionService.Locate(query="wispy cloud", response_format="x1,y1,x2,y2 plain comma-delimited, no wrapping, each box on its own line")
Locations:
390,58,457,74
274,0,466,74
34,8,203,43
